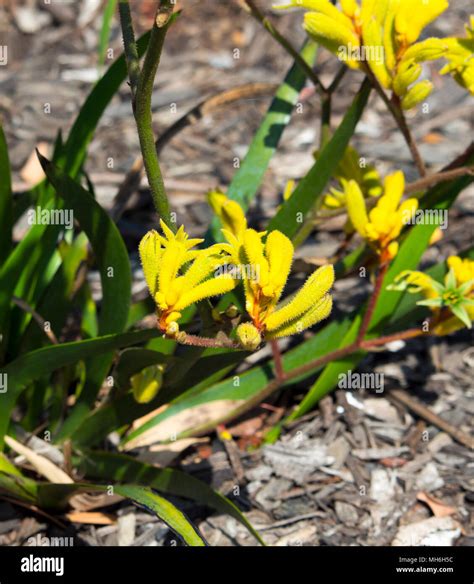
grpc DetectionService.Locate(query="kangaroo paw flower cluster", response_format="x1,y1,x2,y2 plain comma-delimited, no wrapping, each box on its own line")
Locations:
139,220,236,335
236,228,334,347
388,256,474,334
279,0,452,109
140,197,335,350
346,169,417,262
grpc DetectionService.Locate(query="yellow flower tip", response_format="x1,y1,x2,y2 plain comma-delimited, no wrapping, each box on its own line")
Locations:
219,429,233,441
236,322,262,351
131,365,164,404
139,230,162,297
207,190,247,238
265,293,333,339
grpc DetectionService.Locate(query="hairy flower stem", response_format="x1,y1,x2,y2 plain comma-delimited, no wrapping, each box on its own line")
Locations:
243,0,327,96
176,333,240,350
119,0,175,230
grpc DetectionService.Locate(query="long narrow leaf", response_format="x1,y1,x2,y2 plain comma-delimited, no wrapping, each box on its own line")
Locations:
38,154,132,439
35,482,206,546
207,41,318,242
98,0,118,68
268,78,371,239
76,450,264,544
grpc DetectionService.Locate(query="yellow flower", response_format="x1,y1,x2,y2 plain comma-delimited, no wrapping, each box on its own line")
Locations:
209,191,266,266
440,17,474,94
447,255,474,287
388,256,474,335
279,0,450,109
346,170,418,261
237,228,334,341
139,220,236,334
207,190,248,241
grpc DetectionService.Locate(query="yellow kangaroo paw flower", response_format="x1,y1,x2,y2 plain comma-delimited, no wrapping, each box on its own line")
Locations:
393,60,422,95
448,256,474,286
265,230,294,303
183,249,226,288
377,170,405,213
158,244,187,295
304,12,360,54
402,37,449,62
346,179,369,238
243,228,270,285
208,190,247,237
401,80,433,109
265,265,334,331
174,276,236,311
395,0,448,45
277,0,354,29
362,15,392,89
139,230,162,298
266,294,332,338
398,197,419,227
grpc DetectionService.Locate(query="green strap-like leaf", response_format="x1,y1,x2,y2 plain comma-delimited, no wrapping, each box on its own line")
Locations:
0,211,55,359
207,41,318,243
76,450,264,545
268,78,371,239
98,0,118,67
115,485,207,546
35,482,206,546
38,154,132,439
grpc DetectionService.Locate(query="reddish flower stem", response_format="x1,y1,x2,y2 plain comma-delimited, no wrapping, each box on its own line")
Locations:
270,339,285,382
356,262,389,345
